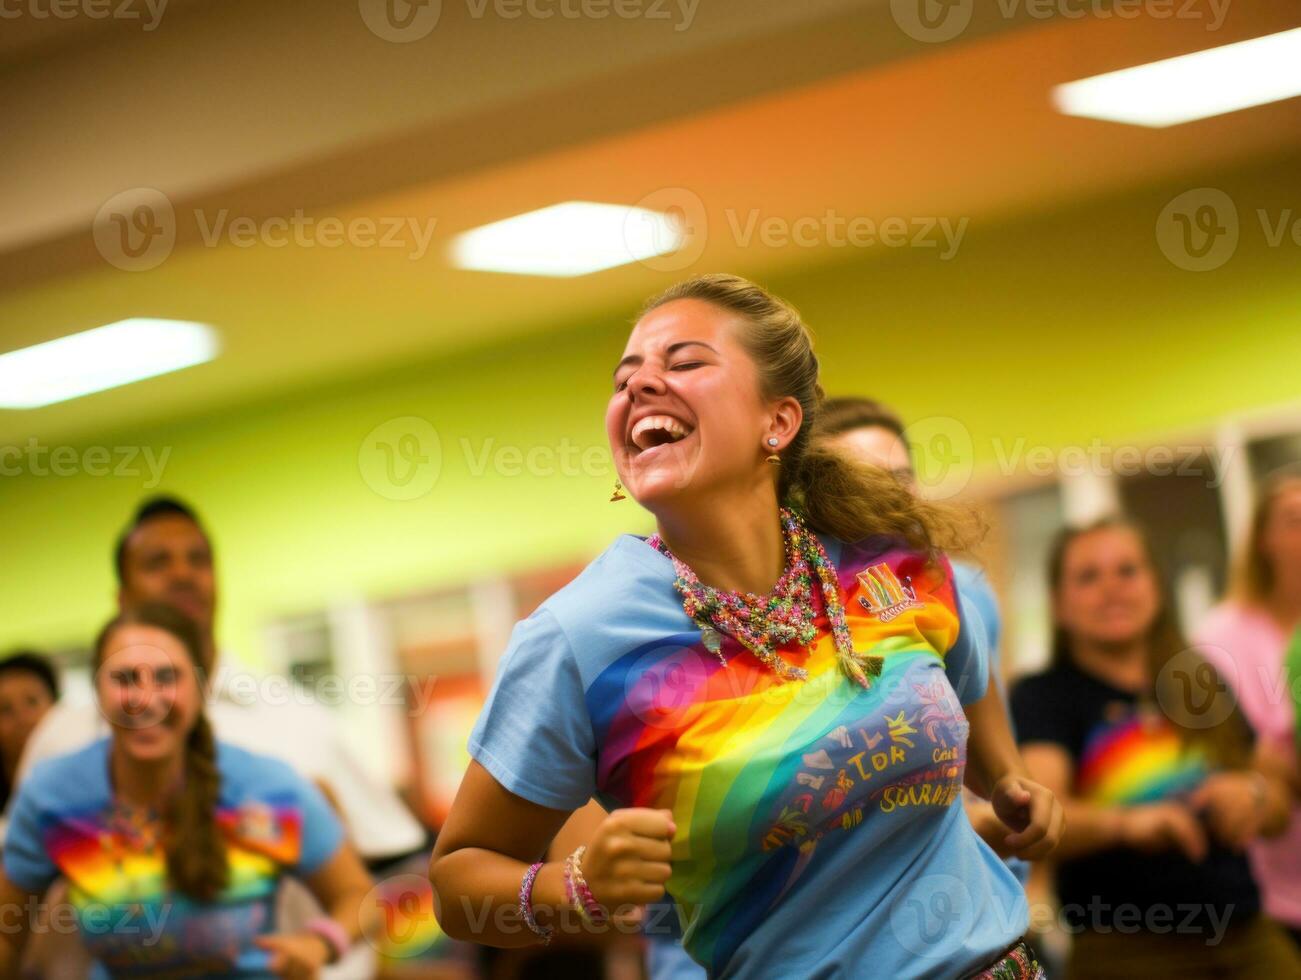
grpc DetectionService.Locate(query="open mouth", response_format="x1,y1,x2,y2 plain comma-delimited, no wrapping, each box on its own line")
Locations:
628,414,695,455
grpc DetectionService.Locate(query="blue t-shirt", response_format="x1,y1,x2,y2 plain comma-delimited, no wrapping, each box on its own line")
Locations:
950,561,1030,888
951,561,1002,694
4,738,344,978
470,532,1027,978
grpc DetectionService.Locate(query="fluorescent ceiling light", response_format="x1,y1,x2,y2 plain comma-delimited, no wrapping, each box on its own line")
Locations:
0,319,219,409
449,201,684,276
1052,27,1301,127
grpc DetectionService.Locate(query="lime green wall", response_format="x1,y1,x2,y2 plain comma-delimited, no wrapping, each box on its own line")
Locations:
4,152,1300,663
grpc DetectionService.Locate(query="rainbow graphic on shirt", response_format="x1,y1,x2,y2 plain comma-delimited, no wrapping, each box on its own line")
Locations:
1075,709,1208,805
41,799,305,975
585,543,973,975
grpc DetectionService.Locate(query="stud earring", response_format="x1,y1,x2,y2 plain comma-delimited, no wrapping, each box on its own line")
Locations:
765,437,781,465
610,480,627,502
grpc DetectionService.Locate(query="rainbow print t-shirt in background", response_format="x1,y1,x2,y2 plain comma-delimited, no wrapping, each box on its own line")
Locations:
1011,661,1260,932
470,532,1028,979
4,738,343,978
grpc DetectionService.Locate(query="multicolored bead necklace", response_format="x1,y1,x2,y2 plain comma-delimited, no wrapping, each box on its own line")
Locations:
649,507,883,688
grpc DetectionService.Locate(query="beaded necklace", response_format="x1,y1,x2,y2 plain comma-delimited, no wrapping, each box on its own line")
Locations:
649,507,884,688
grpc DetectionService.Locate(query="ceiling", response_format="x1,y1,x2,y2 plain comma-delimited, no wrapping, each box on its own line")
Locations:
2,0,1299,446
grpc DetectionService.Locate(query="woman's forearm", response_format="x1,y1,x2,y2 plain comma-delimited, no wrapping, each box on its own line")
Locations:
431,847,610,947
1051,801,1127,860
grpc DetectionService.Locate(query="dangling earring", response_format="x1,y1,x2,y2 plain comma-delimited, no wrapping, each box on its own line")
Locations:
610,480,627,502
765,436,781,465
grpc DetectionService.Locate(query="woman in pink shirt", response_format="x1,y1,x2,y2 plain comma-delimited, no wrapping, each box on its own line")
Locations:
1196,468,1301,947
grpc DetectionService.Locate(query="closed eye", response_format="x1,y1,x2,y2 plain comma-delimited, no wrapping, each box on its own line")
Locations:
670,361,704,372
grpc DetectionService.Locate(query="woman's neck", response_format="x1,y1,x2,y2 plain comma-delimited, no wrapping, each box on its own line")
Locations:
111,742,183,810
655,485,786,596
1071,638,1149,693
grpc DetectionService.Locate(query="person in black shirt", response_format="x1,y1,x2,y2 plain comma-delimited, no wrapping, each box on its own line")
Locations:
1011,517,1298,978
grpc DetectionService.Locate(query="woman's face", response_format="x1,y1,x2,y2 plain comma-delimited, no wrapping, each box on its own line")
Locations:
606,298,798,509
1261,480,1301,589
0,673,54,768
96,624,203,764
1054,526,1161,649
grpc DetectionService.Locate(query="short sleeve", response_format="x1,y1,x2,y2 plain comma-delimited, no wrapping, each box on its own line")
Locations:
292,776,346,877
1010,672,1078,757
3,781,58,894
468,607,596,812
944,584,990,706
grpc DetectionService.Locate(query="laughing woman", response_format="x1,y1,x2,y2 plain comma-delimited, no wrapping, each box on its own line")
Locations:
429,274,1062,979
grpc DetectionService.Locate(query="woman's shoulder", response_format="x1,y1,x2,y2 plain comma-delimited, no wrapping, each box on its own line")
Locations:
19,737,112,806
1195,599,1272,646
213,740,311,798
531,534,679,634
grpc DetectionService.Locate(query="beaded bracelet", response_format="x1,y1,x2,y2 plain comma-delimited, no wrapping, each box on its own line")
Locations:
563,845,606,926
518,861,553,945
305,917,349,964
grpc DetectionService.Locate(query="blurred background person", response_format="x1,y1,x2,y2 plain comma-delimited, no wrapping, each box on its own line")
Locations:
10,496,427,979
1195,467,1301,949
0,603,373,977
1011,517,1297,978
0,651,58,813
